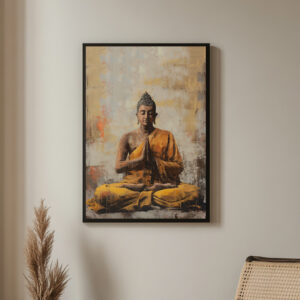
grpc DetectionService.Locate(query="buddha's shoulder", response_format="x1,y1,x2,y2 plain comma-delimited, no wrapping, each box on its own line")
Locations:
119,129,139,142
154,128,174,137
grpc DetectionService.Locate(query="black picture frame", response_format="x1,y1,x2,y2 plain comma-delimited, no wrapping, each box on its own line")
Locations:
83,43,210,222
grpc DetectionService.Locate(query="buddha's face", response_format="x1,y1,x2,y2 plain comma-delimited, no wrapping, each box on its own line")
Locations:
137,105,156,127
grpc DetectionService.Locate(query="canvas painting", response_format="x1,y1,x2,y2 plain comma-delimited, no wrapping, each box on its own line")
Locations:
83,43,210,222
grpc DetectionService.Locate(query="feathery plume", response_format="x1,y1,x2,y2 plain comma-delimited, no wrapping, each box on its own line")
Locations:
24,200,69,300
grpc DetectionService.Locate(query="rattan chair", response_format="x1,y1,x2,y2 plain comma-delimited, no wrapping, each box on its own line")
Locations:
235,256,300,300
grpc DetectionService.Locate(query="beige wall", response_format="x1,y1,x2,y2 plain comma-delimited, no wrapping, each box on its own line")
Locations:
1,0,300,299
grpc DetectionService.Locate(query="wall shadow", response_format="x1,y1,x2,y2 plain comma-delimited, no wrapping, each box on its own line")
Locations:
79,234,117,300
1,0,26,299
209,46,222,225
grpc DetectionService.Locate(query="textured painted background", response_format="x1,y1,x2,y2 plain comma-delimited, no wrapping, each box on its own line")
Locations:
85,46,207,199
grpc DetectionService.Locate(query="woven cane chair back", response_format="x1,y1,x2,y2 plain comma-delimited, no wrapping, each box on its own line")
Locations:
235,256,300,300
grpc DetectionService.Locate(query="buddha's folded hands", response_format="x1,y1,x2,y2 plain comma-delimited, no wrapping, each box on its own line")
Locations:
144,183,177,191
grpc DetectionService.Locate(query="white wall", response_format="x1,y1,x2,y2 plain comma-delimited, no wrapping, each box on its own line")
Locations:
1,0,300,299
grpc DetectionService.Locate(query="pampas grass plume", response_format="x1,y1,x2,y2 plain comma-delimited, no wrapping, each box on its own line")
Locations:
24,200,69,300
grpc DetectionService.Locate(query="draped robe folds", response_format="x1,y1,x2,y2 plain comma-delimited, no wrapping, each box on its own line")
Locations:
87,128,202,213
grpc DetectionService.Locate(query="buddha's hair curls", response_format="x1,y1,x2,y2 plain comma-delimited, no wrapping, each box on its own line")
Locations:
137,92,156,113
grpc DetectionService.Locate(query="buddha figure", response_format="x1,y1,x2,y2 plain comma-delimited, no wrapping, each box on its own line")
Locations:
87,92,202,213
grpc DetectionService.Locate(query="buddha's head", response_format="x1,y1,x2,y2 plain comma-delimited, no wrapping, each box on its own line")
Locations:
136,92,157,127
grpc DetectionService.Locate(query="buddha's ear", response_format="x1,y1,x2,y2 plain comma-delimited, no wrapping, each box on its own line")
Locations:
154,113,158,124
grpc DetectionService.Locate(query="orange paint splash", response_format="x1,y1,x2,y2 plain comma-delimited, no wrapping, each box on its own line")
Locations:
96,106,108,139
88,166,101,183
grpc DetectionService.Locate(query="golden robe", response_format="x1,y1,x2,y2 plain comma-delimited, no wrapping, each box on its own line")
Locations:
87,128,201,212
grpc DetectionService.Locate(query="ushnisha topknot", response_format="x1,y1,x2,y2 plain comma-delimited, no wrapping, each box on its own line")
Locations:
136,92,156,113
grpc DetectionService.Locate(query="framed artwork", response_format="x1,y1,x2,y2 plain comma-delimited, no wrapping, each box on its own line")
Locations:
83,43,210,222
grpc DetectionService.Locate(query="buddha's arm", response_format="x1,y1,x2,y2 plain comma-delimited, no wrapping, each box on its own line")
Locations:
155,159,183,177
153,132,184,181
115,134,148,173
